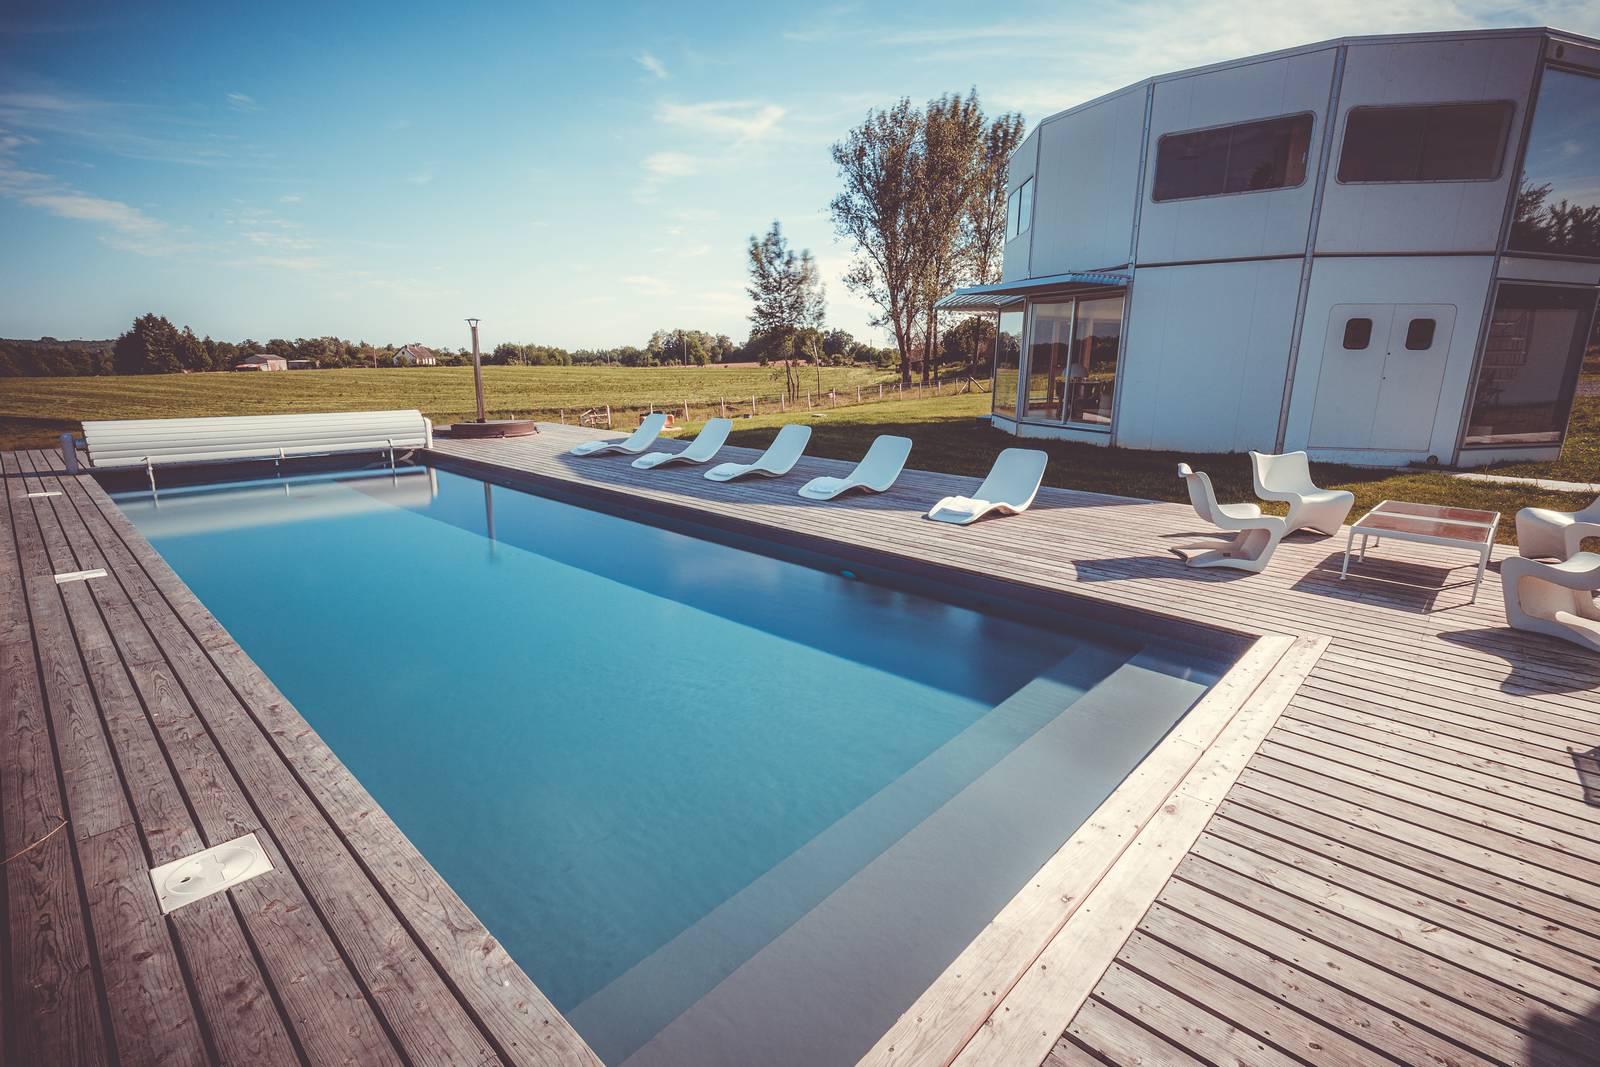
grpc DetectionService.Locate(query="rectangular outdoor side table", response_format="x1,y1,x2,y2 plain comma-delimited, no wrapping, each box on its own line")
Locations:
1341,500,1501,603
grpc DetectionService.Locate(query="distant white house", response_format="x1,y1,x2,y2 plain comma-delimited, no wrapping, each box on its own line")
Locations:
940,26,1600,469
234,353,287,372
395,343,438,366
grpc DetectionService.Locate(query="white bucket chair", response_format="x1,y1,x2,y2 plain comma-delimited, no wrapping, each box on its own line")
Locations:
631,418,732,470
926,448,1048,525
1502,521,1600,652
704,424,812,482
1249,450,1355,536
1174,463,1287,573
569,413,668,457
1516,496,1600,560
798,435,912,501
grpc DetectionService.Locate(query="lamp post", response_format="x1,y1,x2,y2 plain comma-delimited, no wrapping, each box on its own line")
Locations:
466,318,485,422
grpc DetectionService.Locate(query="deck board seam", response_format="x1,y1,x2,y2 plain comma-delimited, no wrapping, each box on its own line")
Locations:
28,452,309,1066
59,465,421,1067
19,450,226,1067
3,452,119,1065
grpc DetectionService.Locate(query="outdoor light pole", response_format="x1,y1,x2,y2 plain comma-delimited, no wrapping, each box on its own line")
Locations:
466,318,486,422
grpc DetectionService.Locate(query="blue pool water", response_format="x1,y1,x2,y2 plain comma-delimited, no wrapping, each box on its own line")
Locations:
113,463,1226,1066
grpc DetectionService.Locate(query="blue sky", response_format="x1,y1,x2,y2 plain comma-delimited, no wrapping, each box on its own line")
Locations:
2,1,1596,351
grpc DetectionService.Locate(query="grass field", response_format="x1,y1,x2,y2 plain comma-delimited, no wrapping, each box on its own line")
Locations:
0,364,895,450
4,366,1594,546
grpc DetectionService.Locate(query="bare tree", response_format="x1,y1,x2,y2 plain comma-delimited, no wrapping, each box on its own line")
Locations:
830,100,924,387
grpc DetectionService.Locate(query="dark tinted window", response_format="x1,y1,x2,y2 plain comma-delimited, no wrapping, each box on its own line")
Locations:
1465,284,1598,446
1153,114,1313,201
1508,68,1600,258
1338,102,1513,182
1405,318,1436,350
1343,318,1373,350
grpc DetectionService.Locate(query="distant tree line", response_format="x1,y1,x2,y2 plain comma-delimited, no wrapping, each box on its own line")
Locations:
2,313,899,377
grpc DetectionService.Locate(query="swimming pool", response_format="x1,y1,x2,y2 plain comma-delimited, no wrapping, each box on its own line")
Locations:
112,462,1231,1066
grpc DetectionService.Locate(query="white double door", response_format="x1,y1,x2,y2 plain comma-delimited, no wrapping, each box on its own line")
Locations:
1309,303,1455,452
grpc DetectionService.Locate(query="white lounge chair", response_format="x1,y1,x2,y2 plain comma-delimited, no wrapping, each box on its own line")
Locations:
1173,463,1286,573
1250,450,1354,536
704,424,812,482
926,448,1047,525
1503,527,1600,653
632,418,732,470
798,435,912,501
569,413,667,457
1517,496,1600,560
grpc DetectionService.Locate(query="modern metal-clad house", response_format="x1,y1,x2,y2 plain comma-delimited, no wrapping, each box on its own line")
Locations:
940,27,1600,467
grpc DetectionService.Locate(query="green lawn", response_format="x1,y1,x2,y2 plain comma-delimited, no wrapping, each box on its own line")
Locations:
0,364,894,450
706,391,1599,546
5,366,1595,547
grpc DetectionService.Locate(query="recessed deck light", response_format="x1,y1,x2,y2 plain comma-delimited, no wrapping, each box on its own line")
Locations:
150,832,274,914
53,569,107,584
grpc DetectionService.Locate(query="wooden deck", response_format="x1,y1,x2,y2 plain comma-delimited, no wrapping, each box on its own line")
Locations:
432,425,1600,1067
0,447,602,1066
5,423,1600,1067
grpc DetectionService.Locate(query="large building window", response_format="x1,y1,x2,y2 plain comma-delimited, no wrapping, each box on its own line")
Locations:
992,309,1025,419
1006,178,1033,240
1508,67,1600,259
1464,283,1597,447
1068,297,1123,425
1152,113,1313,202
1337,101,1513,183
1022,302,1072,420
1013,294,1125,428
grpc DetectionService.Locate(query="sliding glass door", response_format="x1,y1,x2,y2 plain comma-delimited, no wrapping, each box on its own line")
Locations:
992,309,1025,420
1014,293,1126,430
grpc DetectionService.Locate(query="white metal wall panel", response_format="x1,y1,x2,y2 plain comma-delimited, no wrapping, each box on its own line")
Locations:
1283,256,1494,461
1029,89,1146,276
1315,36,1541,254
1115,259,1302,453
1136,48,1337,264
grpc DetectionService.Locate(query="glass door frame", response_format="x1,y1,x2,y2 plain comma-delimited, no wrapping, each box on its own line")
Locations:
1457,277,1599,455
1015,290,1127,433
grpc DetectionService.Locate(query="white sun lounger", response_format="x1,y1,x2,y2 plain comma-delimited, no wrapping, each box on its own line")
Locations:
1173,463,1286,573
926,448,1047,525
704,424,812,482
569,413,668,457
1249,449,1354,536
798,435,912,500
632,418,733,470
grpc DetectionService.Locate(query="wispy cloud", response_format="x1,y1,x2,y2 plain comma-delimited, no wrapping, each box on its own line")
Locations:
225,92,262,113
622,274,673,296
643,151,697,177
407,167,435,185
23,192,161,234
0,85,239,166
0,131,188,255
278,193,302,203
656,100,785,142
635,52,669,79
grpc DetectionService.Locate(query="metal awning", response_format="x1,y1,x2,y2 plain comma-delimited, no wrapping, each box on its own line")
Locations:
933,271,1130,312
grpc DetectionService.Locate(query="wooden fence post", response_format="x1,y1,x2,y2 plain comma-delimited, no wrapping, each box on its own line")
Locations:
720,397,726,417
751,395,757,417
